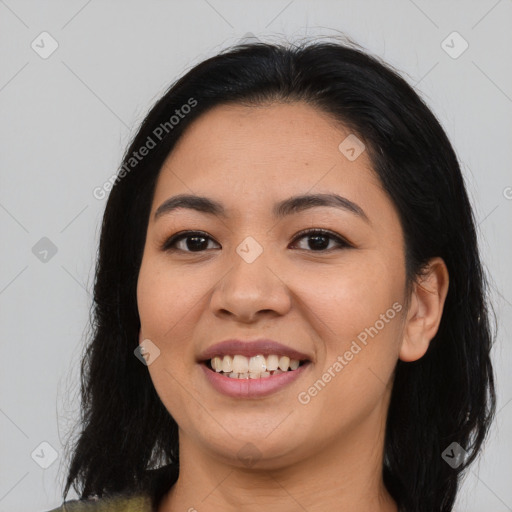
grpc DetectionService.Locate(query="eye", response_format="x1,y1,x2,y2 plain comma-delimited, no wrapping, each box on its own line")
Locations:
161,231,220,253
161,228,352,253
290,228,352,251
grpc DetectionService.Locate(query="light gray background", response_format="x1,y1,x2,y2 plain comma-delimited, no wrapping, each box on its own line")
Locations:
1,1,511,511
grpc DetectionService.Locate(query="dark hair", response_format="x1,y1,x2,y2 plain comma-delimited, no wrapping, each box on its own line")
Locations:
62,37,497,512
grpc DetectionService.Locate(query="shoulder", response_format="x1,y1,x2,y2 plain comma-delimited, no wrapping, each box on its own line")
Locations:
44,494,152,512
43,464,179,512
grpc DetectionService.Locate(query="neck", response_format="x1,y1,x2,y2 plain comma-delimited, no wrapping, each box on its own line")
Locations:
159,399,397,512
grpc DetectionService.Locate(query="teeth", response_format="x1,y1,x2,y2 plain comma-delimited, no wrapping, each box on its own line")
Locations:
290,359,300,370
278,356,290,371
232,355,249,373
212,356,222,372
221,355,233,373
249,355,266,373
266,354,279,371
209,354,302,378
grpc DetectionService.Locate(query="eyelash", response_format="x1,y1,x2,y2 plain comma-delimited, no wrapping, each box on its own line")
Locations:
160,228,352,253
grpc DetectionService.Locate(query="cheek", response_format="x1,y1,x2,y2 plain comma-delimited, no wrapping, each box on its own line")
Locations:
302,257,403,406
137,257,200,422
137,261,167,337
137,255,196,337
309,254,403,335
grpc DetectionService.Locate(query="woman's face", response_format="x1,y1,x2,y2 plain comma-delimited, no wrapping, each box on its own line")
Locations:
137,101,409,469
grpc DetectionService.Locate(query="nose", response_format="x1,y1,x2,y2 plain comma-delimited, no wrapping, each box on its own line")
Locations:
209,247,292,323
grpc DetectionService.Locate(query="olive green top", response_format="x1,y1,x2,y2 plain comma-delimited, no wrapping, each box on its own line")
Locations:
45,494,153,512
45,464,179,512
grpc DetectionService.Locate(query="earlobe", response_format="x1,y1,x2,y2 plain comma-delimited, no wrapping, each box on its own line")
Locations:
399,257,449,362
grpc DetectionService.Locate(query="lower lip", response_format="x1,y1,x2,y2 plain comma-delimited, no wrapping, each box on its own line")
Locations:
200,362,310,398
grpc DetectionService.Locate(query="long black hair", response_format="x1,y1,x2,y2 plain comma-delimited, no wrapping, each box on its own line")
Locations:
61,37,497,512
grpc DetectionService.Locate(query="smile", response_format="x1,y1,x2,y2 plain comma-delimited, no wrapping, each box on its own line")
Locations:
208,354,305,379
201,355,311,398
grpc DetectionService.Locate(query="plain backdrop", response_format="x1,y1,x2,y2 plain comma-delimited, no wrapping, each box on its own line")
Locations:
1,1,511,511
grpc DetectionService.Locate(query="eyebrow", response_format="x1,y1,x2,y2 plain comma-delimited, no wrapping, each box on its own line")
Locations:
154,193,370,224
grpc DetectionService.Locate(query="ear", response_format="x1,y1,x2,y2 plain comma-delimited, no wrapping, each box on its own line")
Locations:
399,257,449,362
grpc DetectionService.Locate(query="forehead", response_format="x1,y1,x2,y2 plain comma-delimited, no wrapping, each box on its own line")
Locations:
155,102,381,202
172,102,366,166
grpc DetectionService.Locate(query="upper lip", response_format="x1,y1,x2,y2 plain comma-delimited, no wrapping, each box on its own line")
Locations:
198,339,312,362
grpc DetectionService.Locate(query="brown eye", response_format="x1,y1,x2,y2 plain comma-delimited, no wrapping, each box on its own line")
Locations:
290,229,352,251
161,231,220,252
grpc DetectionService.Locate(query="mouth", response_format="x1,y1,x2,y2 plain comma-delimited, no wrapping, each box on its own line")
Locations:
197,339,313,398
202,354,310,379
199,354,312,399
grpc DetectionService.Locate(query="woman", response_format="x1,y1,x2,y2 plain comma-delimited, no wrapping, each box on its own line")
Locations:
47,37,496,512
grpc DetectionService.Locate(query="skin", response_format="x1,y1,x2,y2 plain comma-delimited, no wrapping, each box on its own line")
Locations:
136,101,449,512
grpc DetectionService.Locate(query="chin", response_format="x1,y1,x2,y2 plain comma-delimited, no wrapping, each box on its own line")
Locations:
196,424,308,469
